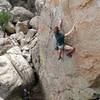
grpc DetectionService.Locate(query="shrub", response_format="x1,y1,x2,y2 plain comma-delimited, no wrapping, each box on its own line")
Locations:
0,10,11,28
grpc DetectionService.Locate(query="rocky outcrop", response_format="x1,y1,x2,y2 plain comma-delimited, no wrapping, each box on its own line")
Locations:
11,7,34,22
35,0,45,15
0,2,39,98
0,0,12,10
29,16,40,29
0,38,13,55
0,46,34,99
27,0,37,13
25,29,37,41
37,0,100,100
5,22,15,34
16,21,28,34
0,0,100,100
8,0,37,13
0,30,5,38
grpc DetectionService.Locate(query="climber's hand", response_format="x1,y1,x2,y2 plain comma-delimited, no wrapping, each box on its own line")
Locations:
72,23,76,30
58,19,63,29
59,19,63,25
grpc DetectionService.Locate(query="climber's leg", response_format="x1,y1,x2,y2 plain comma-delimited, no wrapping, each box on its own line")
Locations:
58,45,64,60
64,45,75,57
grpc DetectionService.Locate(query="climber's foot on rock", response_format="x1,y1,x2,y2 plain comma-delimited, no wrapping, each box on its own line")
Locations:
58,56,63,60
67,53,72,57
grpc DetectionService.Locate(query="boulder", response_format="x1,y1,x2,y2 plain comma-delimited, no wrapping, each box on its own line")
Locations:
0,46,34,99
25,29,37,42
29,16,40,29
16,31,25,41
27,0,37,13
36,0,100,100
9,31,26,46
16,21,28,34
10,7,34,22
35,0,45,15
31,44,40,72
8,0,26,7
10,34,19,46
0,30,5,38
22,20,29,26
16,31,27,46
22,46,31,63
5,22,15,35
0,38,13,55
0,0,12,11
22,20,33,29
8,0,27,9
27,37,38,49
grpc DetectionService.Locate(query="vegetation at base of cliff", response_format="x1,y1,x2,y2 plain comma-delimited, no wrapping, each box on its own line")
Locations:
0,10,11,29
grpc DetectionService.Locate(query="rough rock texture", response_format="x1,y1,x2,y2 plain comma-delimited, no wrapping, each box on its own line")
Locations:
8,0,37,13
0,46,34,99
37,0,100,100
0,0,12,10
25,29,37,42
27,0,37,13
0,38,13,55
5,22,15,35
0,1,40,99
8,0,27,8
11,7,34,22
16,21,28,34
29,16,40,29
35,0,45,15
31,43,40,72
0,0,100,100
0,30,5,38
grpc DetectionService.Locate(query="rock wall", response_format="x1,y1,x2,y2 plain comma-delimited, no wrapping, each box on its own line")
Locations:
37,0,100,100
0,0,100,100
0,1,38,99
0,46,34,100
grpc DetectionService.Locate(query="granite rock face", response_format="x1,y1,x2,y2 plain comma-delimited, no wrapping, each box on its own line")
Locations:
37,0,100,100
35,0,45,15
0,46,34,99
0,0,100,100
29,16,40,29
0,1,39,99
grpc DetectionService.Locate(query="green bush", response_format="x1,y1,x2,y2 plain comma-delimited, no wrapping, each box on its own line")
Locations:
0,10,11,28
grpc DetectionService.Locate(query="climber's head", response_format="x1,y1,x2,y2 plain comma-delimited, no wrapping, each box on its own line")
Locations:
54,26,60,33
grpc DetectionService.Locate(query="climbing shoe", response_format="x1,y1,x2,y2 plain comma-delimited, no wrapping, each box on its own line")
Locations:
55,46,59,50
67,53,72,57
58,56,63,60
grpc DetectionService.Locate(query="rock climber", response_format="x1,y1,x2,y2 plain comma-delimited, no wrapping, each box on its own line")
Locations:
53,20,76,60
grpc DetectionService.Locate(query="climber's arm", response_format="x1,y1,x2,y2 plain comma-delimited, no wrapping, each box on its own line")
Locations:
64,24,76,37
58,19,76,36
58,19,63,30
